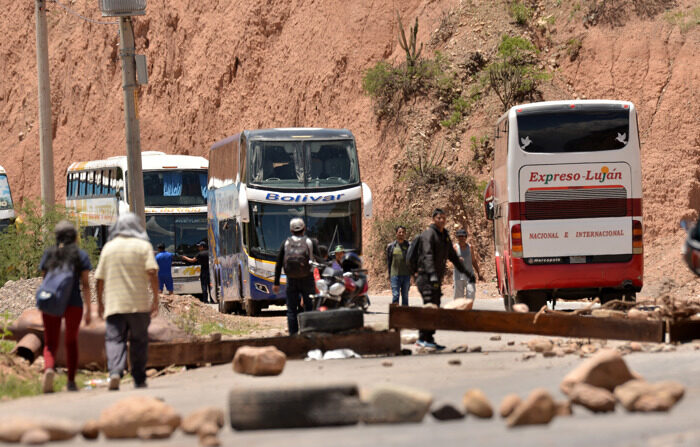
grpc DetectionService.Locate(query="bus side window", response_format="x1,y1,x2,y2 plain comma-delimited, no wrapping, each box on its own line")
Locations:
240,134,247,183
94,170,103,196
79,172,87,196
115,168,125,199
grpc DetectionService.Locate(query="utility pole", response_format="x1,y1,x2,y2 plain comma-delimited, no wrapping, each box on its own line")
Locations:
35,0,54,214
118,17,146,228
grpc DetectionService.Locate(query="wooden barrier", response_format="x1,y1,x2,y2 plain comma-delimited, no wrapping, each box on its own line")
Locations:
389,306,665,343
146,330,401,368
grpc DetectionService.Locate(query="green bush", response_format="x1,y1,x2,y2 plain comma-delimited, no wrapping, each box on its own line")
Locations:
470,134,494,171
509,1,533,25
0,199,99,284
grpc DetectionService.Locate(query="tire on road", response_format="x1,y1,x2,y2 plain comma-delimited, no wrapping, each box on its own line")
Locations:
298,309,364,334
229,384,362,430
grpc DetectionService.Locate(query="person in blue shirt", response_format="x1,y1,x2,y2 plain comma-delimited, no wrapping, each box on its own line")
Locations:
155,243,174,295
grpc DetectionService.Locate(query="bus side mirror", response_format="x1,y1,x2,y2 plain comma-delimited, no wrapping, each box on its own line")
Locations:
484,180,495,221
362,182,372,218
239,184,250,223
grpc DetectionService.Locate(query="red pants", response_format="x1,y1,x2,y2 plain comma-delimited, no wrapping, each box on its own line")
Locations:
42,306,83,381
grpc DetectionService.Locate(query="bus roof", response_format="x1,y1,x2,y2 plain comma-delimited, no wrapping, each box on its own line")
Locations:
0,165,5,174
67,152,208,172
245,128,354,141
501,99,635,121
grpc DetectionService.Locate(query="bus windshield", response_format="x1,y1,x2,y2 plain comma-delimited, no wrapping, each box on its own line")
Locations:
517,109,630,153
0,175,12,210
143,170,207,207
145,214,207,258
249,200,361,259
249,140,360,189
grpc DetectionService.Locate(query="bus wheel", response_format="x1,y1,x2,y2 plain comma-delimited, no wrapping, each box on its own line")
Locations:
516,291,547,313
220,300,236,314
245,299,260,317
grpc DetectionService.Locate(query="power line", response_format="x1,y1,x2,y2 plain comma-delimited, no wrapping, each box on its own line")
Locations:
49,0,119,25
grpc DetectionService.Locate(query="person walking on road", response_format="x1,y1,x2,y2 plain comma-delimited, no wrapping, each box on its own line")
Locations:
181,241,212,303
273,218,319,335
38,221,92,393
386,225,410,306
95,213,159,390
453,228,482,300
155,243,174,295
415,209,475,350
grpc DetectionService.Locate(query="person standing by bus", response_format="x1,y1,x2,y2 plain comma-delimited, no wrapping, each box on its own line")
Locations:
386,226,410,306
273,218,318,335
181,241,212,303
453,228,482,300
38,221,92,393
415,209,475,350
155,243,174,295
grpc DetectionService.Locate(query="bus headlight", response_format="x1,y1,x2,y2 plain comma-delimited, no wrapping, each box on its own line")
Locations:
316,280,328,294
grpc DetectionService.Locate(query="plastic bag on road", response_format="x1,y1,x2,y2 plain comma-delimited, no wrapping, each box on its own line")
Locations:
305,349,361,361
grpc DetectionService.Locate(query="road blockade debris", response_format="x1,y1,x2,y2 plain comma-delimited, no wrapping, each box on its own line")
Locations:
569,383,616,413
462,389,494,418
0,417,81,443
431,403,465,421
181,407,225,435
527,338,554,353
506,388,557,427
499,394,521,418
81,420,100,440
614,380,685,412
98,396,181,439
361,384,433,424
560,349,637,395
444,298,474,310
233,346,286,376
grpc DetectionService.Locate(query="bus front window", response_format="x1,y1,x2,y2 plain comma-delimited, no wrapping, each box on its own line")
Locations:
0,174,13,210
249,203,304,260
145,214,207,259
143,170,207,207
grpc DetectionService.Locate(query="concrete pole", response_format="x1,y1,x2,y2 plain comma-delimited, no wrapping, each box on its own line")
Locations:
118,17,146,228
35,0,55,214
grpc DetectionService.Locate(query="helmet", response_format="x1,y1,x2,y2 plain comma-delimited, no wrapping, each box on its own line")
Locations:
341,252,362,272
289,217,305,232
683,219,700,276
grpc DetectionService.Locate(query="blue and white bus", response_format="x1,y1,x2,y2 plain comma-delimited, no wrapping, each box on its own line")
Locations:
0,165,15,233
207,128,372,315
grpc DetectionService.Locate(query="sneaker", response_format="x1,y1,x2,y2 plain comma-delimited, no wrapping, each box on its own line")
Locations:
66,381,79,392
433,342,446,351
41,368,55,394
416,340,438,350
134,381,148,389
108,374,120,391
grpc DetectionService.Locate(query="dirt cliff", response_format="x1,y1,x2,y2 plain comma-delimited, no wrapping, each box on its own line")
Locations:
0,0,698,298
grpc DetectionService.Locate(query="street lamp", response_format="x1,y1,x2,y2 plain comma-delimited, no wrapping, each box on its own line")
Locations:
98,0,147,227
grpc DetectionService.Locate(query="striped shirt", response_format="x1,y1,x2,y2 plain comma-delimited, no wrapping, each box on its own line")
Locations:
95,236,158,317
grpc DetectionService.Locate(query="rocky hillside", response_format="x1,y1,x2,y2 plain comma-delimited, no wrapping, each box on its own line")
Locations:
0,0,698,297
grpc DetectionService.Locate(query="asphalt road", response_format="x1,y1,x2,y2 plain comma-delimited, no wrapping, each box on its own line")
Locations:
1,294,699,447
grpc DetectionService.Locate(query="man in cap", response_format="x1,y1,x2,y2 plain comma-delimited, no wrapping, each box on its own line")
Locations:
95,213,159,390
331,244,346,274
182,241,212,303
453,228,482,300
273,218,319,335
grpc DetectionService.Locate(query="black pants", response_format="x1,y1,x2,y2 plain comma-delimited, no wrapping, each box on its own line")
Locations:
200,275,212,302
285,276,315,335
416,273,442,342
105,312,150,385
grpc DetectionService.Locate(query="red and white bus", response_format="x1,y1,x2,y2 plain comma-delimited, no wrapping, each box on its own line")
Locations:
484,100,643,311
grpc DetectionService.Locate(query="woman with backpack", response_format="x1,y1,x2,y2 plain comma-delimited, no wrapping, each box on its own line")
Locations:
38,220,92,393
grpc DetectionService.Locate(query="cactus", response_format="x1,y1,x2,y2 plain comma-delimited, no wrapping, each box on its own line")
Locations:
397,13,423,69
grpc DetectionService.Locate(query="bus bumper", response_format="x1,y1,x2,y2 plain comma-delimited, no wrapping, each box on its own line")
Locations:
511,254,643,293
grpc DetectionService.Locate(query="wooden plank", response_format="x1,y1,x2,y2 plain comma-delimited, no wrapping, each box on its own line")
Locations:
668,319,700,342
146,330,401,368
389,306,664,343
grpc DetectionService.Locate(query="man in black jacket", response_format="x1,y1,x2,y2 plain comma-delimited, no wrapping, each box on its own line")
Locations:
415,208,475,350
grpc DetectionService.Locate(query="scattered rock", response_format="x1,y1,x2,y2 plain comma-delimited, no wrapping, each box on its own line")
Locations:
469,346,482,353
507,341,515,346
431,403,465,421
20,428,50,445
650,345,664,353
452,344,469,353
233,346,286,376
629,342,643,352
137,425,175,440
499,394,521,418
444,298,474,310
562,344,577,354
555,400,573,416
423,303,438,309
663,345,676,352
381,361,393,367
569,383,616,413
527,338,554,353
579,344,598,355
0,418,37,443
181,407,225,435
362,384,433,424
200,435,221,446
0,417,82,443
591,309,626,318
560,349,638,396
627,309,648,320
512,303,529,313
401,333,418,345
490,335,501,341
462,389,493,419
447,359,461,366
522,353,535,361
614,380,685,412
98,396,181,439
197,422,220,438
146,368,159,378
81,420,100,440
506,388,557,427
542,350,557,358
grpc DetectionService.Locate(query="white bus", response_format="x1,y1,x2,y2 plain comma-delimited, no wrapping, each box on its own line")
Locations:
484,100,643,311
207,128,372,315
0,165,15,232
66,151,209,295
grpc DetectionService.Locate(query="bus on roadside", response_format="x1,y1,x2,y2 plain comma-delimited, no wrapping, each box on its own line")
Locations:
0,165,15,233
207,128,372,315
65,151,209,295
484,100,643,311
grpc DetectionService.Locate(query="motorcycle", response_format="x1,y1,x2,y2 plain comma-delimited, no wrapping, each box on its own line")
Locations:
310,254,370,312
